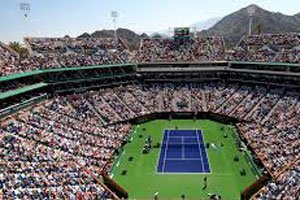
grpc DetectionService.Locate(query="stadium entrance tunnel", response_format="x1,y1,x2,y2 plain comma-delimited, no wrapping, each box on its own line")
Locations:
108,112,267,200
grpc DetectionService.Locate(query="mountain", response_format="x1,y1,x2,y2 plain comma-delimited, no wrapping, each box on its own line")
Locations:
77,5,300,49
77,32,91,38
147,17,221,38
201,4,300,47
191,17,221,31
140,33,150,39
78,28,148,50
150,32,170,39
151,34,162,39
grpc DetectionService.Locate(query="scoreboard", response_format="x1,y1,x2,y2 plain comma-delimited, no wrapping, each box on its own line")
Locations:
174,27,190,38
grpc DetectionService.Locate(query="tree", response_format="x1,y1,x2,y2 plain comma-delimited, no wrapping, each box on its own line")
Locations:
253,23,265,35
9,41,29,58
9,41,21,51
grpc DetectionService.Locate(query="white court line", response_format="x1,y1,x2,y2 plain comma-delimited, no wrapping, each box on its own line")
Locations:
200,130,211,173
168,136,198,138
156,128,167,172
157,129,212,174
168,143,199,145
157,172,212,175
182,136,185,159
196,130,205,172
162,130,169,173
165,158,202,161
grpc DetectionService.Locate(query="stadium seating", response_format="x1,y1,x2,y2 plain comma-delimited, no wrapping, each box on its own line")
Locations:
1,81,300,198
2,34,300,78
2,34,300,198
133,37,225,63
255,161,300,199
229,34,300,63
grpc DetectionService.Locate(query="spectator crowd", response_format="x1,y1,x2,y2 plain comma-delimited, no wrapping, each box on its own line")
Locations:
133,37,225,63
228,33,300,63
1,33,300,78
255,161,300,200
2,82,300,198
0,37,129,77
2,33,300,199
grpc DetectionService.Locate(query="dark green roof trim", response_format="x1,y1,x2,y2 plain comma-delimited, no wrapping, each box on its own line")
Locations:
0,63,137,82
0,70,44,82
40,63,137,73
1,61,300,83
228,61,300,67
50,73,135,84
0,82,48,100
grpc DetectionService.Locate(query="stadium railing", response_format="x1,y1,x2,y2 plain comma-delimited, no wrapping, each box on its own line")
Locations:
0,93,47,119
2,61,300,119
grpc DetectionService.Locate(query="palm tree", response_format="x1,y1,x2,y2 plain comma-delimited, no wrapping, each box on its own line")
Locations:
253,23,265,35
9,41,29,58
9,41,20,49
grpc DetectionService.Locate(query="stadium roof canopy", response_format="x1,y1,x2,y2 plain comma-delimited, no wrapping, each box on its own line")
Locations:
0,63,136,83
0,82,48,100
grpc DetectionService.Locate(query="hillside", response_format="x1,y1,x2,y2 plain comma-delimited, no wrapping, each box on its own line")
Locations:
78,28,148,50
78,5,300,49
201,4,300,47
191,17,221,31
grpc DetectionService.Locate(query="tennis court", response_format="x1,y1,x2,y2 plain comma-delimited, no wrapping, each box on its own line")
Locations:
157,129,211,173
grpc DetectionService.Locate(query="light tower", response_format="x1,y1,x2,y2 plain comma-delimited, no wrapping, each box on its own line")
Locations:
168,27,173,38
191,26,197,38
19,2,31,39
248,6,256,36
111,11,119,43
19,2,30,19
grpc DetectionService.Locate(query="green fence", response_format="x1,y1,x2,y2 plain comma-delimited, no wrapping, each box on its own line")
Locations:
110,125,139,177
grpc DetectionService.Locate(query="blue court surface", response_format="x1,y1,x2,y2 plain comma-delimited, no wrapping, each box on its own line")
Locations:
157,129,211,173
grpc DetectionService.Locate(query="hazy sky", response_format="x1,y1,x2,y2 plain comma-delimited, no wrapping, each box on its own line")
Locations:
1,0,300,43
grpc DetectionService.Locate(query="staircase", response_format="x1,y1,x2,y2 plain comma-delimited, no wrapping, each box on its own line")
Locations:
85,97,107,125
244,97,265,120
23,39,34,56
158,91,164,112
188,89,192,111
113,93,137,117
261,99,282,124
216,92,236,113
202,90,208,112
229,93,251,116
100,96,123,121
128,87,151,113
65,99,78,113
